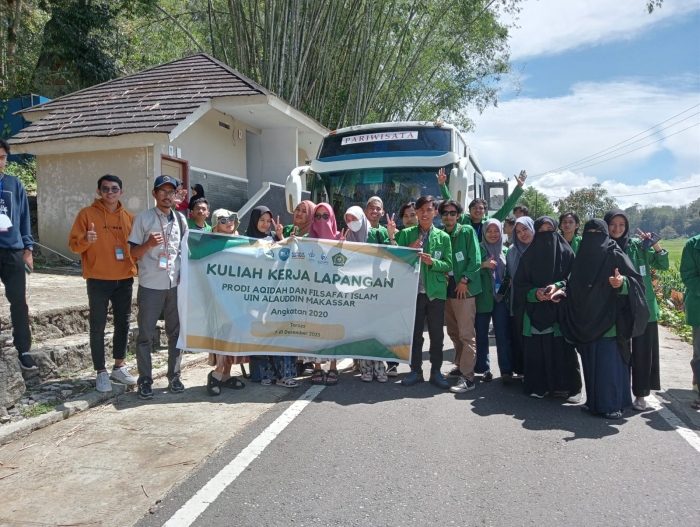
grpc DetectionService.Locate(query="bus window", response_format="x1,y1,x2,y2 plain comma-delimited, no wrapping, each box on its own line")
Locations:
488,186,505,210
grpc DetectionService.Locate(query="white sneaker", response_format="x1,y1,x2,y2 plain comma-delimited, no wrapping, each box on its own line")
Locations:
96,371,113,392
567,392,583,404
111,365,137,386
450,377,476,393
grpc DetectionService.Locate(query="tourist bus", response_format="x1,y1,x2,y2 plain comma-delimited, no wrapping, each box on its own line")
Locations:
285,121,509,227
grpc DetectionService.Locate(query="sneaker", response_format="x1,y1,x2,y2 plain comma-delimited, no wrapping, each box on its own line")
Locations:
169,375,185,393
501,373,513,386
386,365,398,377
18,352,38,371
530,392,548,399
567,392,583,404
95,371,112,393
111,365,137,386
138,380,154,400
482,371,493,382
446,367,462,378
450,377,476,393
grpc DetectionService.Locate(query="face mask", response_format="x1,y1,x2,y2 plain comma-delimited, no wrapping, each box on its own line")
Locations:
347,220,362,232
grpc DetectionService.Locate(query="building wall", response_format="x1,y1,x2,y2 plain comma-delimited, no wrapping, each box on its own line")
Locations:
36,147,152,259
169,109,248,179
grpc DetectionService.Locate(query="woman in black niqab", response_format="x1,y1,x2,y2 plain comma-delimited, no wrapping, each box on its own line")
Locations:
513,217,577,398
559,219,649,418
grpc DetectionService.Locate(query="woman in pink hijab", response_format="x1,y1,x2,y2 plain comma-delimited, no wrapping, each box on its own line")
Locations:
308,202,345,240
307,203,346,385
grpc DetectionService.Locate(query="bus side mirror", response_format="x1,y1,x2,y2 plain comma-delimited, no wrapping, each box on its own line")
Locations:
285,168,305,213
449,167,468,208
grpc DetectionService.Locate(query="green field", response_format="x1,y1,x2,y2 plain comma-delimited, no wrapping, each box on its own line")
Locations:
661,238,687,267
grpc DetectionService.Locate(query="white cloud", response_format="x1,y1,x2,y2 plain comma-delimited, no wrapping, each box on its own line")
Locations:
468,77,700,208
505,0,700,60
531,171,700,209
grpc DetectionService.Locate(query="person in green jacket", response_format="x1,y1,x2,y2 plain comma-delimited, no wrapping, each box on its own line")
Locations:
186,198,212,232
605,209,669,412
475,219,514,384
437,169,528,241
282,200,315,237
436,199,482,393
680,226,700,410
390,195,452,389
366,196,392,244
558,211,581,254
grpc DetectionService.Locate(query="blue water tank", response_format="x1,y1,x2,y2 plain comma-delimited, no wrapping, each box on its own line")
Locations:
2,94,50,161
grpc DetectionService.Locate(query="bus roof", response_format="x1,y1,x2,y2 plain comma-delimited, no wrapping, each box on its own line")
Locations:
328,121,457,136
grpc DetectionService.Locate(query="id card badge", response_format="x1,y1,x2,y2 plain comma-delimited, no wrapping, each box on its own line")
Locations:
158,253,169,270
639,265,646,277
115,246,125,261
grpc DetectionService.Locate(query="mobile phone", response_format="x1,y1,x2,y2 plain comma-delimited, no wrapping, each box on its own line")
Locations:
25,263,32,274
497,276,511,296
641,232,661,251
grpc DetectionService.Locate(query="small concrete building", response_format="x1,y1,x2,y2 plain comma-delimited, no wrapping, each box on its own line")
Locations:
9,53,327,258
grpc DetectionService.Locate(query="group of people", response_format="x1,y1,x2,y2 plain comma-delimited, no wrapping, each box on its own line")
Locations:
2,133,699,414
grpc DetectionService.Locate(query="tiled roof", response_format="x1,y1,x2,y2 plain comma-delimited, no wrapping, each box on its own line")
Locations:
10,53,268,145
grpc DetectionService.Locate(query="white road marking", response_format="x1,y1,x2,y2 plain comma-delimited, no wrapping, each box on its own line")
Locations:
647,394,700,454
163,384,325,527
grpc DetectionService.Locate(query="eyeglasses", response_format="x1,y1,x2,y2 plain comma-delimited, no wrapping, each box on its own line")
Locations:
441,210,459,217
156,189,176,197
314,213,331,220
218,216,237,225
100,186,121,194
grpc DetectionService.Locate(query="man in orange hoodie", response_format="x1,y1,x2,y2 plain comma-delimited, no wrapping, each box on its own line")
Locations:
68,175,137,393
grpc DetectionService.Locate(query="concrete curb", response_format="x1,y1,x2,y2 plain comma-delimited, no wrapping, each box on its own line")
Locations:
0,353,208,446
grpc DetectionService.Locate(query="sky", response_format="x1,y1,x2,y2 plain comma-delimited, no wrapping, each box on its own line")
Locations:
468,0,700,209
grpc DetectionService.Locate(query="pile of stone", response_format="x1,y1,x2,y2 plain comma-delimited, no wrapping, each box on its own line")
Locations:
0,377,96,424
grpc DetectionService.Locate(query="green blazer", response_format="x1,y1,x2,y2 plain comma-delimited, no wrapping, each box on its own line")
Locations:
681,235,700,327
625,238,669,323
283,224,309,237
396,225,452,300
368,226,391,245
475,247,508,313
440,184,524,225
440,224,482,298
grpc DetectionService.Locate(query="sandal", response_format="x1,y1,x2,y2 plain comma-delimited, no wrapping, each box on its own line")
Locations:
261,378,272,386
206,371,224,396
376,373,388,383
603,410,623,419
325,369,339,386
691,399,700,410
276,377,299,388
223,376,245,390
361,372,373,382
632,400,647,411
311,369,325,385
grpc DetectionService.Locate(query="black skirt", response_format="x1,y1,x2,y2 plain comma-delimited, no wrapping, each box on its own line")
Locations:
630,321,660,397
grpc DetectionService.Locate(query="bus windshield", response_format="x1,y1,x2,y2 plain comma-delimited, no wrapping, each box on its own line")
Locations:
310,166,448,228
318,128,451,159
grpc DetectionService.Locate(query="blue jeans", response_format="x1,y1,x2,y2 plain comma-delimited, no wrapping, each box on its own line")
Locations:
475,298,513,375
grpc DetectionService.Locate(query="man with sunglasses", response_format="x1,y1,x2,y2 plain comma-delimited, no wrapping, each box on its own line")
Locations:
128,175,187,400
438,199,482,392
69,175,137,392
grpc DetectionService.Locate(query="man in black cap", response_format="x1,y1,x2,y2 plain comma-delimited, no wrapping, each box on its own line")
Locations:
128,175,187,400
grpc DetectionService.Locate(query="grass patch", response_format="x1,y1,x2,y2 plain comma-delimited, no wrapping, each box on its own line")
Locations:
22,399,61,419
661,238,687,267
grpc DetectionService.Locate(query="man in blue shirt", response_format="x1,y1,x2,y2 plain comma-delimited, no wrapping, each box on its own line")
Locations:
0,138,37,371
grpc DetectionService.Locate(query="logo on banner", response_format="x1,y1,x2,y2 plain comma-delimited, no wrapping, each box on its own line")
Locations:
307,250,316,260
263,248,275,260
292,251,305,260
279,248,290,261
332,253,347,267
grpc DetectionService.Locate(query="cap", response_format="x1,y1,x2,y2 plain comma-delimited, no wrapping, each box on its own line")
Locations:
154,175,181,190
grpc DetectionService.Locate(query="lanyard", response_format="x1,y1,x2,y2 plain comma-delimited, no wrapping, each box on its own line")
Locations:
420,226,432,248
157,212,174,252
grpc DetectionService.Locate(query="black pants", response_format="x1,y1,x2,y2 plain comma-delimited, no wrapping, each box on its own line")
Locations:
410,293,445,372
0,248,31,354
631,321,660,397
87,278,134,371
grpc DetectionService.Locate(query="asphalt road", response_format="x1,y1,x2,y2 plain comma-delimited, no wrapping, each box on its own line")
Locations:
138,352,700,527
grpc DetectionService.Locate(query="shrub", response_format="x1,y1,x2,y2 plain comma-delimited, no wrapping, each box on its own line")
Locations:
4,158,37,193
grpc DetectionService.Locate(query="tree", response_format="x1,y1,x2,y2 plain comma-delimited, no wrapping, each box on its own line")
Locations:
659,226,678,240
553,184,618,223
517,186,555,218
